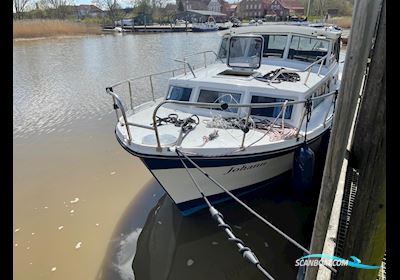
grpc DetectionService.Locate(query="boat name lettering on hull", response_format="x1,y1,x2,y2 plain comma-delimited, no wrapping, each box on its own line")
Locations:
224,161,268,175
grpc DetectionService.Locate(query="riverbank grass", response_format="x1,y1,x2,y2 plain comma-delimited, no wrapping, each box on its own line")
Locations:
327,16,352,29
13,20,101,39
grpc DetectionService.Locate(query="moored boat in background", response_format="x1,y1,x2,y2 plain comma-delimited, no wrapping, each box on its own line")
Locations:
192,16,219,32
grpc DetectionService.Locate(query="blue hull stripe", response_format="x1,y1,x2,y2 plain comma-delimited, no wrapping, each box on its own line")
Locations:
116,131,325,170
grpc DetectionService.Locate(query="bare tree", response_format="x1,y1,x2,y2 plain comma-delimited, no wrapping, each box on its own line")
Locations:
132,0,152,25
316,0,328,17
13,0,31,19
164,3,176,27
152,0,166,24
40,0,74,19
93,0,123,26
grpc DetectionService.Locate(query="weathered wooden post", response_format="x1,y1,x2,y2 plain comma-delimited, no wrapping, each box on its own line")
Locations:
304,0,383,279
336,0,386,278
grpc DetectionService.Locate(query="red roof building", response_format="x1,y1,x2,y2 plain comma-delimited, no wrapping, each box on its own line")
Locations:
77,4,104,18
237,0,304,19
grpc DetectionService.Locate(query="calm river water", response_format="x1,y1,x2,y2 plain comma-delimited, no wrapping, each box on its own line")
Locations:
13,32,331,280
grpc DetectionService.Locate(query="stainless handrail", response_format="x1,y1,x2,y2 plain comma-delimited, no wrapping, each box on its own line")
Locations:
182,50,224,64
108,50,221,99
151,90,338,151
107,67,186,125
107,78,337,150
173,50,224,78
174,59,196,78
106,51,338,151
109,67,184,89
106,87,133,144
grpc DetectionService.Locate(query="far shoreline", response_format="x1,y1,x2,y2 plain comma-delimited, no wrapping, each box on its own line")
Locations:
13,34,105,42
13,18,352,41
13,19,102,40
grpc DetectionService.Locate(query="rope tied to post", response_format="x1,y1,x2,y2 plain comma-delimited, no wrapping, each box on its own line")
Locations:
175,148,338,275
175,149,275,279
332,90,339,114
304,98,313,143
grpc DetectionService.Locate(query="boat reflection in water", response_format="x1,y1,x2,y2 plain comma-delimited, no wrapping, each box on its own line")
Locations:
98,166,324,280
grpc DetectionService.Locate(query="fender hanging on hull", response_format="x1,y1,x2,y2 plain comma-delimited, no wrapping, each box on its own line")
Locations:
292,143,315,192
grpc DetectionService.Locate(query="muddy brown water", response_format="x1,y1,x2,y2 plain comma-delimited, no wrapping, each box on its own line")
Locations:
13,32,341,280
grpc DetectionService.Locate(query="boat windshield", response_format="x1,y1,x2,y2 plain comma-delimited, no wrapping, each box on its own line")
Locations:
288,35,330,63
262,34,288,58
218,33,332,65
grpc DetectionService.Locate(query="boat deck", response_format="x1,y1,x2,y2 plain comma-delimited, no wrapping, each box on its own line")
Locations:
116,96,334,156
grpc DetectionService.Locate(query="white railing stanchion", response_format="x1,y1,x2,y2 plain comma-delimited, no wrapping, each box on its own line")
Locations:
128,81,133,110
149,75,155,101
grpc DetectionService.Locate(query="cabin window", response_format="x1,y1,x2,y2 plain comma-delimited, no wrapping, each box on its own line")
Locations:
262,35,288,58
288,36,329,63
313,81,330,108
166,86,192,101
198,89,241,113
250,95,293,119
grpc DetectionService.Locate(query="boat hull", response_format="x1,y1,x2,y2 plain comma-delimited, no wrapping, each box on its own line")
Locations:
117,129,327,215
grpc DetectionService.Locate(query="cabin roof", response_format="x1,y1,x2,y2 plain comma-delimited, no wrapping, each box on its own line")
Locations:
224,24,342,40
170,62,330,96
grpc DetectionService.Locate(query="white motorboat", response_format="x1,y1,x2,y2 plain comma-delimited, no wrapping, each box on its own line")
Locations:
192,16,219,32
106,23,342,215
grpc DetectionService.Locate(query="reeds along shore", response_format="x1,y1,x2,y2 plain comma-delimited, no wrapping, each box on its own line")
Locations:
13,20,101,39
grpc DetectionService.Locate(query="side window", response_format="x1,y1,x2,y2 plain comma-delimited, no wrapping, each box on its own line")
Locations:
250,95,293,119
198,89,241,113
262,34,287,58
166,86,192,101
313,81,329,108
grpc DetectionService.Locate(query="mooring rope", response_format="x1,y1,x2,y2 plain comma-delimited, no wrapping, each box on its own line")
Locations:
175,148,338,274
304,98,313,144
176,151,275,279
255,68,301,83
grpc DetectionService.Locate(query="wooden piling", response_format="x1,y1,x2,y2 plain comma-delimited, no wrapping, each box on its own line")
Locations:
337,0,386,278
304,0,383,279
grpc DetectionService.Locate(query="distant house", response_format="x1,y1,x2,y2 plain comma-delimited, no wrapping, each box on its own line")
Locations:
208,0,222,12
77,4,104,18
267,0,304,19
237,0,304,20
237,0,271,19
176,0,230,13
225,4,238,17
